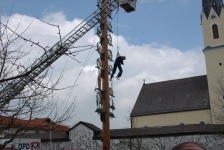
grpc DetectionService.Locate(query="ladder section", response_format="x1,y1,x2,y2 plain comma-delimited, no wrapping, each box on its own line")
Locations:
0,0,119,104
61,0,119,49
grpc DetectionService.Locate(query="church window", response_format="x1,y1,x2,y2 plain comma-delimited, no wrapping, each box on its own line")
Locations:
179,122,184,125
212,24,219,39
199,121,205,124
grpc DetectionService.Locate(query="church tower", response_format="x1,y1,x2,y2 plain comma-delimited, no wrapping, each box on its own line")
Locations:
202,0,224,123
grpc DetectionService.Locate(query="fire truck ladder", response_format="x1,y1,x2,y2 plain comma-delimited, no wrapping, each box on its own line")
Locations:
0,0,119,106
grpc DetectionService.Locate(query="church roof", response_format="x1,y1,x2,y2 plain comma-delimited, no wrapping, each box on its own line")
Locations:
131,75,210,117
0,116,70,131
202,0,224,18
203,44,224,52
69,121,101,134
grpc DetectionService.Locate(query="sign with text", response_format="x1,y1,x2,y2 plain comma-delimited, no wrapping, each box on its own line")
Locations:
14,139,41,150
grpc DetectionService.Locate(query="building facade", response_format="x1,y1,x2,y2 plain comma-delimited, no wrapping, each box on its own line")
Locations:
131,0,224,128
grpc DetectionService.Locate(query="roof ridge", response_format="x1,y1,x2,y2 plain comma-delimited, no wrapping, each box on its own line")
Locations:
69,121,101,132
144,75,207,85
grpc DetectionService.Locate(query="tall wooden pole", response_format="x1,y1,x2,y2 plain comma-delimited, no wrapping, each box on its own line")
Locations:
101,0,110,149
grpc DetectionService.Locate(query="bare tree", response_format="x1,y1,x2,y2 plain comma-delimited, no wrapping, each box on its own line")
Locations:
211,73,224,123
0,9,83,149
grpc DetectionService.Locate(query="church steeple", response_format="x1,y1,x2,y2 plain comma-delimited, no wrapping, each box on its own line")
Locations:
202,0,224,18
201,0,224,47
202,0,224,124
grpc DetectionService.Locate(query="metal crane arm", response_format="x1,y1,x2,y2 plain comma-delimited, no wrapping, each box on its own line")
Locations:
0,0,119,105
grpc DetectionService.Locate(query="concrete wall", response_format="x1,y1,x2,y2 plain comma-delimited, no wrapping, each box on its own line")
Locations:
69,124,101,150
41,141,72,150
109,134,224,150
58,124,224,150
59,125,224,150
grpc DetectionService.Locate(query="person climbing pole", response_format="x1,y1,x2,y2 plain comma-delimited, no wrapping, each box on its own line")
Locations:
110,56,126,80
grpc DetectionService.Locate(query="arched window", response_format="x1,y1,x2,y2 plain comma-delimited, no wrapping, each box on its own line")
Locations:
212,24,219,39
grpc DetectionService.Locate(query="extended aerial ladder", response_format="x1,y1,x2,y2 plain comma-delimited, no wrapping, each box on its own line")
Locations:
0,0,121,105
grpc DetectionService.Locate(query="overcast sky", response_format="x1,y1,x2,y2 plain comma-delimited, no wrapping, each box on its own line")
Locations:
1,0,207,129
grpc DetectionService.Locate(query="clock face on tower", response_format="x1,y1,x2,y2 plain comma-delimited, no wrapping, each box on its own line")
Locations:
211,15,216,19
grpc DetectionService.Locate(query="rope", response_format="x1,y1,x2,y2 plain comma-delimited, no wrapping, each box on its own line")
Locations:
116,7,120,58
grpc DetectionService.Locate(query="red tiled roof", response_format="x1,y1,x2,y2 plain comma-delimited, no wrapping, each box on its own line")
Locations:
0,116,70,131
